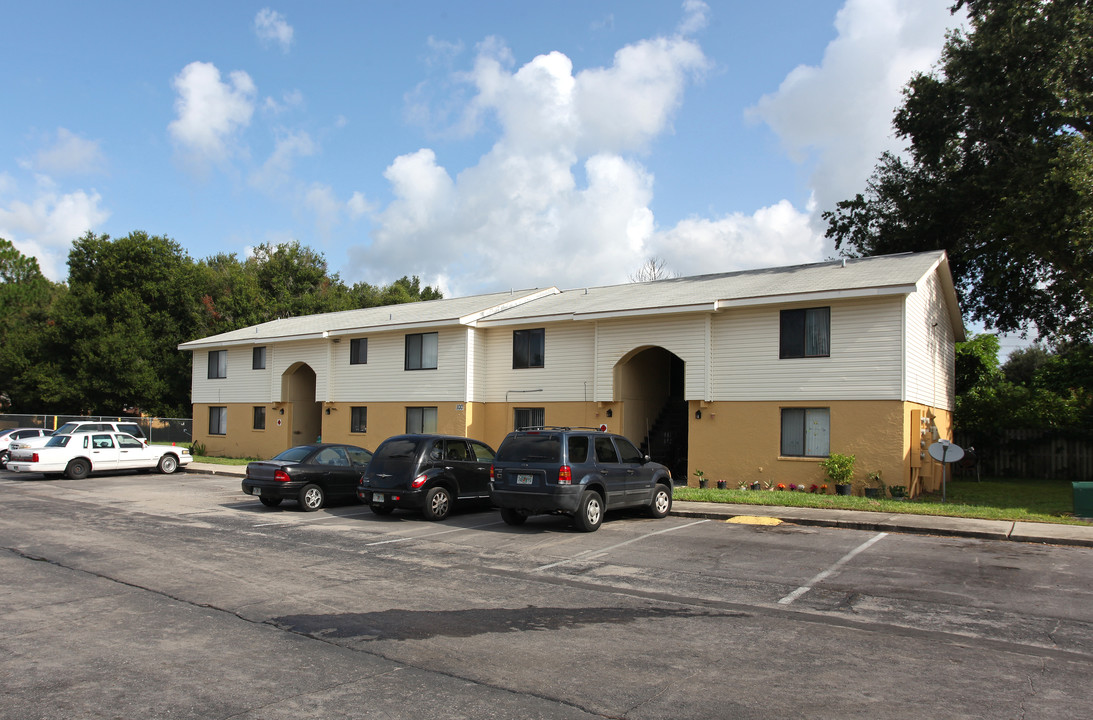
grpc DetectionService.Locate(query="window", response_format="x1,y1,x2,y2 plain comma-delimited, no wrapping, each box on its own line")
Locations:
350,338,367,365
780,307,830,358
615,437,644,464
514,407,544,430
594,436,619,463
406,407,437,433
118,435,143,449
780,408,830,457
252,347,266,370
470,441,495,462
209,407,227,436
513,328,545,369
253,406,266,430
351,407,367,433
405,332,438,370
314,446,350,466
208,350,227,379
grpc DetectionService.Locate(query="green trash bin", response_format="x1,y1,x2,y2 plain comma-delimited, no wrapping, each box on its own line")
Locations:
1073,482,1093,517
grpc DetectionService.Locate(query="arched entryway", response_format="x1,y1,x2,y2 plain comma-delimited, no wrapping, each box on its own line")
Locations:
614,347,687,481
281,363,321,446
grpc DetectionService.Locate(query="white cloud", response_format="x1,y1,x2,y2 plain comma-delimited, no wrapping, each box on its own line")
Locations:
0,177,110,281
255,8,294,53
748,0,962,251
249,129,316,191
32,128,107,176
677,0,710,36
168,61,256,170
351,7,710,296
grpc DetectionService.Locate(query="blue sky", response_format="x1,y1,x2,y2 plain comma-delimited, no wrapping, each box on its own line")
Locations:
2,1,966,301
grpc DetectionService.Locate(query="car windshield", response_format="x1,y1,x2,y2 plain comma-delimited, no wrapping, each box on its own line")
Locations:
496,434,561,463
367,439,421,474
45,435,72,448
272,446,315,463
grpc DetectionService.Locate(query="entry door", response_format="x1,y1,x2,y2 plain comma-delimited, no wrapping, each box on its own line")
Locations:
593,436,627,509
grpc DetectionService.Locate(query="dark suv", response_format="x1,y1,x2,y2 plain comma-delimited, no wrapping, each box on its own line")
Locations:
489,427,673,532
357,434,496,521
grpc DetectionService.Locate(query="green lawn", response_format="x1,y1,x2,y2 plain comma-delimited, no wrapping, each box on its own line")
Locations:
673,478,1090,526
191,452,1089,527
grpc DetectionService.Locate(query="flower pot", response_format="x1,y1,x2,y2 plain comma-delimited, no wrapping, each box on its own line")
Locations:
864,488,881,499
890,487,907,499
750,482,761,491
698,479,707,488
716,480,727,490
835,483,852,496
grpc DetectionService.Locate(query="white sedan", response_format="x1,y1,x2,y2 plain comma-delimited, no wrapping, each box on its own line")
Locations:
6,431,192,479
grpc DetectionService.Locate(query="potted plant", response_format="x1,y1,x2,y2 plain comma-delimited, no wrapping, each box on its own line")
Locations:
694,469,707,488
716,479,727,490
819,452,855,495
889,485,908,499
864,470,884,499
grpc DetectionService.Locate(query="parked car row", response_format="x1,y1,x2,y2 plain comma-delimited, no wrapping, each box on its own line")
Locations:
239,427,674,532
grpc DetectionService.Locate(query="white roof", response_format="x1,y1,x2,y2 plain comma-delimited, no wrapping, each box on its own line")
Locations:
180,251,963,349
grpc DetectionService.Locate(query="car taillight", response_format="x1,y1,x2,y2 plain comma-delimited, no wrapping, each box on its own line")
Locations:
31,453,39,463
274,470,291,482
489,465,495,480
410,473,428,489
558,465,572,484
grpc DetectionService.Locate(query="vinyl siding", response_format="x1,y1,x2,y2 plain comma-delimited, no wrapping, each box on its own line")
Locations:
593,315,709,401
712,298,904,401
270,341,329,402
327,328,468,402
191,345,275,404
905,270,956,410
482,323,596,402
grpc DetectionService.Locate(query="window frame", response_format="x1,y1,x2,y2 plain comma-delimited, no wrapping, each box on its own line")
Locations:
780,407,831,458
512,328,545,369
513,407,545,431
350,406,367,434
252,346,266,370
209,406,227,436
253,406,266,430
208,350,227,379
405,332,438,371
406,406,438,434
779,307,831,359
350,338,368,365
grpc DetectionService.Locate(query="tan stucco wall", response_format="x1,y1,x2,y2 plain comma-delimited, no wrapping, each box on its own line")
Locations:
193,399,953,492
685,399,950,492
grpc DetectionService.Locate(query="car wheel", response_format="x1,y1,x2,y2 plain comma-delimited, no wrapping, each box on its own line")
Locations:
299,483,325,512
157,454,179,474
65,458,91,480
0,449,9,467
369,505,394,515
500,508,528,526
574,490,604,532
422,486,452,521
259,496,283,507
648,483,672,518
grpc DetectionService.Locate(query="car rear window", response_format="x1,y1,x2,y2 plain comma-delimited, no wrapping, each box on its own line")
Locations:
368,438,422,475
273,446,314,463
45,435,72,448
496,434,561,463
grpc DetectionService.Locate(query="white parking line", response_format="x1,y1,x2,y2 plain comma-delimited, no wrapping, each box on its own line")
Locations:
534,519,710,571
778,531,888,605
364,519,507,546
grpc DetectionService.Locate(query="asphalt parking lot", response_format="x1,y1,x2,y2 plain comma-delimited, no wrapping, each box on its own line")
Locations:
2,469,1092,719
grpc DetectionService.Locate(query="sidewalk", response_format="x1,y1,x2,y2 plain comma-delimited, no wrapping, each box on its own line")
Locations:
187,463,1093,548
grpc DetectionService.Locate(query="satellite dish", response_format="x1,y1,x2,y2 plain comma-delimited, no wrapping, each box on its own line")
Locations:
928,440,964,464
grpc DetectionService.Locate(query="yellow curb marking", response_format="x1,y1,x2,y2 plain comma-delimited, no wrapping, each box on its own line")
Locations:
726,516,782,526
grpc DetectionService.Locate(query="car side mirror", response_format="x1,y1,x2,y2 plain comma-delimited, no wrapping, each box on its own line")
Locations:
643,455,651,463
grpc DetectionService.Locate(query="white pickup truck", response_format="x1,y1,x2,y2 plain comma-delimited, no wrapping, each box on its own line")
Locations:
6,431,192,479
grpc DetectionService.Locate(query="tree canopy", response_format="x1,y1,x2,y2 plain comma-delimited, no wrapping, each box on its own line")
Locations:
0,233,442,417
824,0,1093,343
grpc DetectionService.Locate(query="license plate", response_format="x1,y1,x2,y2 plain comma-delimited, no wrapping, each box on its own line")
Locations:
252,487,261,496
372,493,384,502
516,474,534,485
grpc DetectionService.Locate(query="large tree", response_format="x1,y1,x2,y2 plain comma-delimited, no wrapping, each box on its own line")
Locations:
0,239,63,411
825,0,1093,342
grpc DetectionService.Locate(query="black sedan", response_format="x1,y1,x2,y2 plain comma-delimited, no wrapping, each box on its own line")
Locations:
242,443,373,511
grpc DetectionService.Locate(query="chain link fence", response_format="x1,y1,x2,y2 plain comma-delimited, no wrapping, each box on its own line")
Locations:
0,414,192,446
